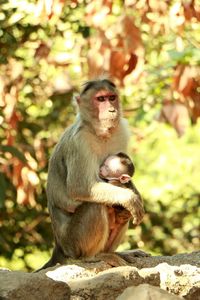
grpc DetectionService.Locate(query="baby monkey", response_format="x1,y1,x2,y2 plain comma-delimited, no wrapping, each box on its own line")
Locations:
100,152,141,250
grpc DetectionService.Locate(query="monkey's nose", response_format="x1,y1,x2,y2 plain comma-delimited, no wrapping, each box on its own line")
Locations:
109,108,115,112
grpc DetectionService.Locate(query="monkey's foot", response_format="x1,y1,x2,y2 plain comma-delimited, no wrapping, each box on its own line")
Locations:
84,250,150,267
97,253,128,267
84,253,128,267
117,249,151,263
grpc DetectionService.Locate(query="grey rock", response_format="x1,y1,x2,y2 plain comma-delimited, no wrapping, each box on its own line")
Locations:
0,251,199,300
116,284,183,300
0,269,70,300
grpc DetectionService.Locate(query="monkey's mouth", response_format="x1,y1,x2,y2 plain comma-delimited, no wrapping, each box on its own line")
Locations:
99,115,118,124
99,110,119,120
93,116,119,138
109,111,118,118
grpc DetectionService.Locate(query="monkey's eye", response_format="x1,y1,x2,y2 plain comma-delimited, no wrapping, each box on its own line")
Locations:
96,96,105,102
109,95,117,101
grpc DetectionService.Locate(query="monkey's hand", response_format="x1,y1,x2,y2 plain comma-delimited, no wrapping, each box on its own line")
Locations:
125,194,144,225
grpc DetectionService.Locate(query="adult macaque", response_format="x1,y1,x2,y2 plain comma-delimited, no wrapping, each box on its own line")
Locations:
40,78,145,269
99,152,141,251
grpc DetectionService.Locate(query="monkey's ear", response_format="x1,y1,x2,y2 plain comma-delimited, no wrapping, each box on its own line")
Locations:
119,174,131,184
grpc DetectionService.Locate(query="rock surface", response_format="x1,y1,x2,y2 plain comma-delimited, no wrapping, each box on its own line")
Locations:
0,251,199,300
0,269,70,300
117,284,183,300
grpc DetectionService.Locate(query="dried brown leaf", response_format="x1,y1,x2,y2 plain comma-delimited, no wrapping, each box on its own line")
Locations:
159,101,190,136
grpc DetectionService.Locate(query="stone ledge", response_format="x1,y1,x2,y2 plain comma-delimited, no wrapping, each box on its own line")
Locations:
0,251,199,300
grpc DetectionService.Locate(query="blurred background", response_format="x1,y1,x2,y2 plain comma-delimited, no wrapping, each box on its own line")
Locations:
0,0,200,271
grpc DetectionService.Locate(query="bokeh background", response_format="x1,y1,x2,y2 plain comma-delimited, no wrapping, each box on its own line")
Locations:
0,0,200,271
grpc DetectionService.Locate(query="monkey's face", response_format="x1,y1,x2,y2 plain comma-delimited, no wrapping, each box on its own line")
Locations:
78,83,121,137
89,89,121,137
92,90,120,121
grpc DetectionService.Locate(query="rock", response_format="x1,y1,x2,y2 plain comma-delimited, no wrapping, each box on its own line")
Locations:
0,269,70,300
0,251,199,300
116,284,183,299
52,262,199,299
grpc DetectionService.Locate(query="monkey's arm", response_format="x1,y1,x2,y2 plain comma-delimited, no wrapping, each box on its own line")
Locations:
92,182,144,224
65,141,132,204
68,181,143,224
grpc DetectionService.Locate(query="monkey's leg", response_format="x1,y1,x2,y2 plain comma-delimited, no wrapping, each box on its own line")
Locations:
58,203,110,259
35,202,109,271
85,221,130,267
104,228,118,252
104,221,127,252
94,249,150,268
96,234,150,267
93,252,128,267
105,221,129,252
104,207,131,251
104,214,150,262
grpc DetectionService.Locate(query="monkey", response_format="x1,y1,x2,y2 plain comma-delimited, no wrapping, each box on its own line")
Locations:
39,78,146,270
99,152,142,251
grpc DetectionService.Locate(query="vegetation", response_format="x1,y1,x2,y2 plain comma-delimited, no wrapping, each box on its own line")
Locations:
0,0,199,271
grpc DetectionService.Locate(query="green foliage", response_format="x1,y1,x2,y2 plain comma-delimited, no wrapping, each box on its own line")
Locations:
126,121,200,255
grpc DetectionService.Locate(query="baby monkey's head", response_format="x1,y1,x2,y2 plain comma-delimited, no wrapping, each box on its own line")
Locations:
100,152,135,184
